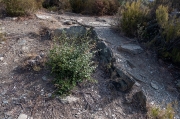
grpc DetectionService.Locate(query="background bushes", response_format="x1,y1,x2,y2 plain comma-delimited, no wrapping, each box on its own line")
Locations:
2,0,43,16
70,0,119,15
69,0,84,13
117,0,180,66
91,0,119,15
43,0,71,11
119,0,149,36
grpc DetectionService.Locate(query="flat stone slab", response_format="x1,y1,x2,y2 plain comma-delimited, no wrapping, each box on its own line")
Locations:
36,14,52,20
118,44,143,55
35,14,57,22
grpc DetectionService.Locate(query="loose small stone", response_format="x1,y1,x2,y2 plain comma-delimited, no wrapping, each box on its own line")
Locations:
42,76,47,81
18,114,28,119
151,82,159,90
0,57,4,61
64,20,72,25
3,100,8,104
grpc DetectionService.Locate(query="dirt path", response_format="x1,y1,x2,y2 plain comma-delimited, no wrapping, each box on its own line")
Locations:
0,11,180,119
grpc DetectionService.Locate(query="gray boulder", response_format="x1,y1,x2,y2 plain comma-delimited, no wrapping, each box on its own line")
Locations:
113,68,135,91
97,41,113,64
118,44,144,55
133,91,147,111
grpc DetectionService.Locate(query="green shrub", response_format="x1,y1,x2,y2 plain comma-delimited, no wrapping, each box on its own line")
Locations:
47,34,96,95
2,0,43,16
119,0,149,36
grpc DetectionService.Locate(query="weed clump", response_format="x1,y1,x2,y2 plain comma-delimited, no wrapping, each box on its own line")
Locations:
47,34,96,95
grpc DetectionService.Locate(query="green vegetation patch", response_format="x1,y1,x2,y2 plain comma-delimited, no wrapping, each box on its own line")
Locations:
47,33,96,95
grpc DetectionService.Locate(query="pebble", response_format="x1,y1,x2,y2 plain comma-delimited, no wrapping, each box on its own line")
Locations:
3,62,7,65
98,108,102,111
0,57,4,61
14,59,18,63
40,52,45,57
22,46,29,52
47,93,52,97
64,20,72,25
42,76,47,81
18,39,27,45
12,17,17,21
135,82,140,87
0,41,5,44
151,82,159,90
3,100,8,104
96,18,106,22
77,19,83,23
18,114,28,119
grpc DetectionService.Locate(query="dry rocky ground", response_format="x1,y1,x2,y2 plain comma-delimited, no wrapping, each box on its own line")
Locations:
0,11,180,119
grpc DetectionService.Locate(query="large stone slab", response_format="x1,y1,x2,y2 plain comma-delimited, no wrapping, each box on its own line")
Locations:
118,44,143,55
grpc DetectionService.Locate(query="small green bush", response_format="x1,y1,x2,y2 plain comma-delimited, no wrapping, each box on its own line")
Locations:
119,0,149,36
47,34,96,95
2,0,43,16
